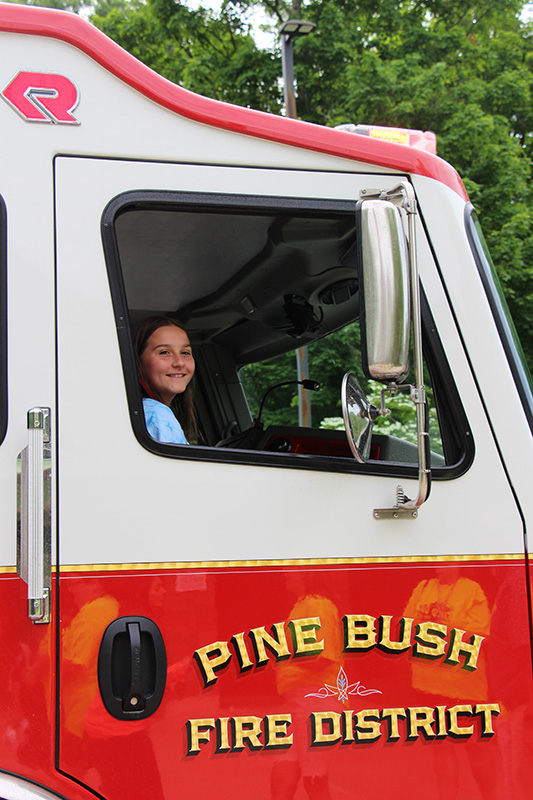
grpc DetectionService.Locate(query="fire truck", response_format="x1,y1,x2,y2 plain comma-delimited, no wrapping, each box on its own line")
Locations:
0,3,532,798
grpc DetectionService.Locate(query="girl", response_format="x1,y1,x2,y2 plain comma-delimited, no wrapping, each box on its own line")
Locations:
132,316,197,444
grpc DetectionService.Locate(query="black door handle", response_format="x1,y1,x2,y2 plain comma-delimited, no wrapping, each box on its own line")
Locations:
98,616,167,720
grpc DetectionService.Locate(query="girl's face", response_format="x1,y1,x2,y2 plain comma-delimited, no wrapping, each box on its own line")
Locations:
140,325,195,405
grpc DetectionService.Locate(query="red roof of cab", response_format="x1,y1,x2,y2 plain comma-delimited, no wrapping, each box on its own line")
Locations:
0,2,468,200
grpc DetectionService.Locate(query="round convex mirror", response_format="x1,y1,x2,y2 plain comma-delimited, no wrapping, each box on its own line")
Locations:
342,373,379,463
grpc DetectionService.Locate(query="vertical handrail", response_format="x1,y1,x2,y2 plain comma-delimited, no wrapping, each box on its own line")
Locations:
27,409,45,618
17,407,51,622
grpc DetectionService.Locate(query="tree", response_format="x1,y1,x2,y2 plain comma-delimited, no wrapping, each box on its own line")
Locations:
90,0,533,369
90,0,282,111
10,0,532,370
226,0,533,370
241,322,364,427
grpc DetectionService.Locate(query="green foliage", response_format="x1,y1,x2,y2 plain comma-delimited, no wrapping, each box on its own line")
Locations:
240,321,441,457
90,0,282,111
240,350,300,427
8,0,530,371
240,323,363,428
82,0,533,373
317,381,443,457
367,382,443,456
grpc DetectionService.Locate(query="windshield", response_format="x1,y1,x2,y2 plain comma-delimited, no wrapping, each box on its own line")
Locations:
465,204,533,431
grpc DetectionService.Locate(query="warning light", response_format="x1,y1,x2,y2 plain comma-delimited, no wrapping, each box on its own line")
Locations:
335,124,437,155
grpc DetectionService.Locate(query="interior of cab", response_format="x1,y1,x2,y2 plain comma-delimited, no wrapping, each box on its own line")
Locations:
103,190,464,472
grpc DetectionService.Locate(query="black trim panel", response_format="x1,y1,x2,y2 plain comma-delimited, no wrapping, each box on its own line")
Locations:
0,196,7,446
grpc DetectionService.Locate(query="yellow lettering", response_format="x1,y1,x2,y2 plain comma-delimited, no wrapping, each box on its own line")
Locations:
436,705,447,738
446,628,484,671
354,709,381,741
474,704,500,736
311,712,342,745
381,707,406,741
343,614,377,651
249,623,291,666
289,617,324,657
186,718,215,755
448,704,474,737
193,641,232,687
378,616,413,653
414,622,448,659
231,632,254,672
216,717,231,752
231,716,264,751
265,714,293,748
407,707,435,740
343,710,355,742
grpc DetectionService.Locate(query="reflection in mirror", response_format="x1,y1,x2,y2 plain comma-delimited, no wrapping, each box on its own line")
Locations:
357,199,411,384
342,372,380,463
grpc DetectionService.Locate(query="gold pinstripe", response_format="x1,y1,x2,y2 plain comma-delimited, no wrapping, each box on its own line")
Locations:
0,552,522,574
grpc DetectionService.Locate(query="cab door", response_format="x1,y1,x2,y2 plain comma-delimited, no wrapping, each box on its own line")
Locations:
55,156,532,799
0,190,58,785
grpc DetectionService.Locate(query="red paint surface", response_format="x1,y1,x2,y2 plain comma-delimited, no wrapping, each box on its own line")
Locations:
57,560,533,799
0,3,468,200
0,573,102,799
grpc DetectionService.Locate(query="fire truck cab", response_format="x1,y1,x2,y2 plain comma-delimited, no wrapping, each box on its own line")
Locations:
0,4,532,798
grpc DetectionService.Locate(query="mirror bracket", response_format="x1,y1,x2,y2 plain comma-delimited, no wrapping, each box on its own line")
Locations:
373,477,431,520
360,185,417,216
373,504,419,520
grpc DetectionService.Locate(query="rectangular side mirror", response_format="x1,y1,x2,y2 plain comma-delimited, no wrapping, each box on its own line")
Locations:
356,199,411,384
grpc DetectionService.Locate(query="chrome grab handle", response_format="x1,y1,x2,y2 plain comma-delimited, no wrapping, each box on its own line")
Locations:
17,407,51,623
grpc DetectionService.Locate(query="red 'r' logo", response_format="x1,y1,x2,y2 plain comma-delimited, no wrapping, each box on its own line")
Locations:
1,71,80,124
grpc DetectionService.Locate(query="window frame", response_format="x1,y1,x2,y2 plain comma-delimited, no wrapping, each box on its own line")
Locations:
0,195,7,446
101,189,473,480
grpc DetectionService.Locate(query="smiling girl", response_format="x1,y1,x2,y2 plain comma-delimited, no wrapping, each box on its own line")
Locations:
132,316,197,444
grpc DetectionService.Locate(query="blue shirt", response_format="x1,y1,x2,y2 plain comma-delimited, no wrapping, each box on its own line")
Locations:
143,398,189,445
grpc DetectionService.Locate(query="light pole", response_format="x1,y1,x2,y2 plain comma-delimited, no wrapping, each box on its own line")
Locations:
279,18,316,428
279,19,315,121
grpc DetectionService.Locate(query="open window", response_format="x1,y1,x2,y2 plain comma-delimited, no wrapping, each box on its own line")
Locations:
102,190,472,478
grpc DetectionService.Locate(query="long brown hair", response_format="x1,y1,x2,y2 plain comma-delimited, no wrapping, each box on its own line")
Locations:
131,316,198,442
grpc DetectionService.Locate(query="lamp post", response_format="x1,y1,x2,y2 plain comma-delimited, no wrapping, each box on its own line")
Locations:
279,18,316,428
279,19,315,120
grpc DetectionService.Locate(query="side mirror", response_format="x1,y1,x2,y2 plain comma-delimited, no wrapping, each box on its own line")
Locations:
341,373,380,463
349,185,431,518
356,199,411,385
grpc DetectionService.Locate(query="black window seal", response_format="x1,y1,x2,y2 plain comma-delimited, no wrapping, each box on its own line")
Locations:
0,195,7,446
465,203,533,433
101,189,473,480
